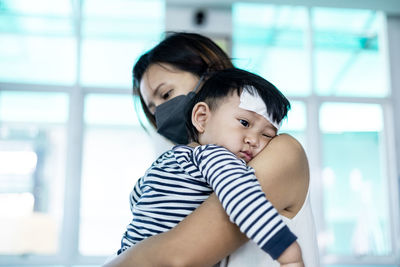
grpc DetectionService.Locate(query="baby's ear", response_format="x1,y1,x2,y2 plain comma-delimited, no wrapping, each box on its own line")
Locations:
191,102,210,133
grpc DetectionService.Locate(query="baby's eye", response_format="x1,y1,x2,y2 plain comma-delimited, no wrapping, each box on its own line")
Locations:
262,134,274,138
239,119,249,127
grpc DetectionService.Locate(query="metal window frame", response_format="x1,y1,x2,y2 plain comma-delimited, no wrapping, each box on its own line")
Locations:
0,1,399,266
302,7,400,265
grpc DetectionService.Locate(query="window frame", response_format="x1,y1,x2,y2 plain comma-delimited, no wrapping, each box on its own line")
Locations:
0,1,399,266
232,4,400,265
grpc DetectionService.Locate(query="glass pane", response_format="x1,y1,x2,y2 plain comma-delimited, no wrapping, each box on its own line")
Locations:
313,8,388,97
80,0,165,88
233,3,310,96
0,1,75,84
320,103,391,256
84,94,142,126
280,101,306,147
0,91,68,255
80,94,157,255
0,91,68,123
327,265,398,267
0,0,71,16
80,39,158,88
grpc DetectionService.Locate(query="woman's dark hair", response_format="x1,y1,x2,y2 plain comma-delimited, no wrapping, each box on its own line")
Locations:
186,68,291,142
133,32,234,128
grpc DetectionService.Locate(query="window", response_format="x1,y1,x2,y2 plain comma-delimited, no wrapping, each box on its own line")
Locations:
80,0,164,88
79,94,157,255
233,3,397,265
1,0,399,266
0,0,164,264
78,0,164,256
0,0,76,85
280,101,307,146
233,4,310,96
0,91,68,255
313,8,388,97
320,103,390,256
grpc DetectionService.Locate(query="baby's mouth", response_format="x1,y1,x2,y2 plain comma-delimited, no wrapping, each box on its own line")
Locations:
240,151,253,162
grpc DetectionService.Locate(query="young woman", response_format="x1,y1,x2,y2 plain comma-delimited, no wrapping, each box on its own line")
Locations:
105,32,319,267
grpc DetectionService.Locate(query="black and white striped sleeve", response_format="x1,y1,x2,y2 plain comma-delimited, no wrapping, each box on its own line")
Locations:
192,144,297,260
129,176,143,210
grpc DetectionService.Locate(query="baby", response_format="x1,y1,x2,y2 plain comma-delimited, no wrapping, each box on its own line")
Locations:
118,68,303,266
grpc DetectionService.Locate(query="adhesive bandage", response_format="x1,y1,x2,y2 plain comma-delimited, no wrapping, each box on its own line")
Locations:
238,86,281,130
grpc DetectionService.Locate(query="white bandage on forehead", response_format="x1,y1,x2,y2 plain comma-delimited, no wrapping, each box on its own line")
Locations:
238,85,281,130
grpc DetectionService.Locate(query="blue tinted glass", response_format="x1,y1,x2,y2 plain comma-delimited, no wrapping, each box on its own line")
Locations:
81,93,156,255
0,0,75,84
0,91,68,255
327,265,398,267
80,39,159,88
0,16,72,35
0,0,71,16
84,94,149,127
233,3,310,96
313,8,388,97
320,103,391,256
0,91,68,123
80,0,165,87
280,101,306,147
0,35,76,84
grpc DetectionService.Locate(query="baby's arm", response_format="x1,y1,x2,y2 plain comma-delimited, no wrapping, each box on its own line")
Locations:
118,176,144,254
193,144,303,264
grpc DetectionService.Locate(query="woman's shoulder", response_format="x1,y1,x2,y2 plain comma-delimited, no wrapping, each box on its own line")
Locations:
248,133,309,217
269,134,305,153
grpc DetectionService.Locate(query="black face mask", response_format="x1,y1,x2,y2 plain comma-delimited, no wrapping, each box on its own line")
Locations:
154,76,204,144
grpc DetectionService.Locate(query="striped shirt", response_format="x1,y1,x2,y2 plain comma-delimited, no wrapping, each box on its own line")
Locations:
119,144,296,259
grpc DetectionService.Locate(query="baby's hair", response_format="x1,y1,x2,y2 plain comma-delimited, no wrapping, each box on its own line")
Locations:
186,68,291,142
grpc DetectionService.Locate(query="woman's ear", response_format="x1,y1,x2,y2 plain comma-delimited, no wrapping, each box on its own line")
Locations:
191,102,210,134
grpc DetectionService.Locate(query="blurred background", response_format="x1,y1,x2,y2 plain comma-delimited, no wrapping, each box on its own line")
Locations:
0,0,399,266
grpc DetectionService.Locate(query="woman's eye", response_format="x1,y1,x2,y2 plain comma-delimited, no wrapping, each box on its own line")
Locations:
161,90,173,100
239,119,249,127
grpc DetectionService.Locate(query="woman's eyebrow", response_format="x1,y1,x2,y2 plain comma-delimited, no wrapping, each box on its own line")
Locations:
146,83,165,110
152,82,165,97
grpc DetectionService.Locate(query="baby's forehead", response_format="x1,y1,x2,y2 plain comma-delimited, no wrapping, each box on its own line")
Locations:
237,106,268,121
238,88,281,130
237,107,278,131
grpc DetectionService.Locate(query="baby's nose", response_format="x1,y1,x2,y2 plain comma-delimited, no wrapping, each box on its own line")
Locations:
244,135,259,147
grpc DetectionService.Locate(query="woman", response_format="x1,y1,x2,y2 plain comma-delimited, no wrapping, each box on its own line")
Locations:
105,32,319,267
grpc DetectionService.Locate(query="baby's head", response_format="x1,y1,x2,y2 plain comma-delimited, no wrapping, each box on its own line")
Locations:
186,68,290,163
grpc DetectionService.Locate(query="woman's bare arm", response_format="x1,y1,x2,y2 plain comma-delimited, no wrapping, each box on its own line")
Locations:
104,134,309,267
249,133,309,218
104,193,245,267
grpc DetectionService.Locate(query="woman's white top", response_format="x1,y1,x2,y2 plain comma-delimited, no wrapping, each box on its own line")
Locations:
219,188,320,267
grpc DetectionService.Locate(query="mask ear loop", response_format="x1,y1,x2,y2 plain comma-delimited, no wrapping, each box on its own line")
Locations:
191,75,205,94
185,74,207,144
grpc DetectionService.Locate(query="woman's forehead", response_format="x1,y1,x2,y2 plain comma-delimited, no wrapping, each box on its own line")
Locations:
139,63,199,107
144,63,180,79
139,64,173,99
